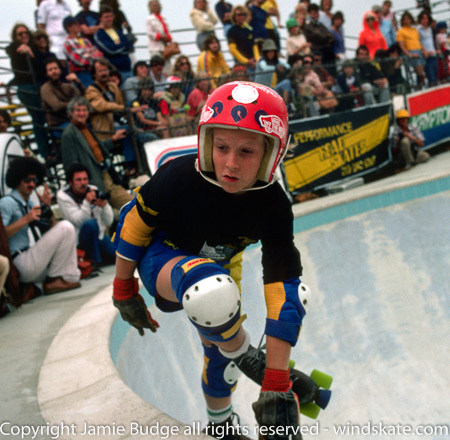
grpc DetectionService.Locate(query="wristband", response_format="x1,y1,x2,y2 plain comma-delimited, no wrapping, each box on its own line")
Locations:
113,277,139,300
261,368,291,393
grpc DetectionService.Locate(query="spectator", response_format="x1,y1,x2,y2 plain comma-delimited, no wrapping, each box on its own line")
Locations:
172,55,196,101
158,76,189,136
94,6,134,82
197,34,231,89
301,53,338,113
358,11,388,59
146,0,174,73
190,0,219,51
149,54,168,94
255,38,290,88
396,11,426,86
249,0,270,41
304,3,336,75
40,57,83,139
109,69,122,87
133,77,169,139
286,16,311,57
6,24,49,158
381,0,397,31
227,6,260,76
63,15,103,88
186,72,213,123
57,163,115,267
61,96,133,210
0,156,81,294
85,59,150,172
375,44,406,93
319,0,333,31
261,0,283,50
392,109,429,170
123,60,150,105
99,0,133,35
435,22,449,81
75,0,100,42
37,0,72,60
0,110,12,134
215,0,233,37
372,4,396,49
417,10,438,86
330,11,346,63
291,2,307,22
32,30,59,86
312,51,335,89
355,44,390,103
333,60,363,111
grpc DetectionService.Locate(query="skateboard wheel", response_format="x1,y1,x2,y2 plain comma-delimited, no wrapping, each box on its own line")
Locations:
300,402,321,419
310,369,333,390
315,389,332,409
289,359,296,369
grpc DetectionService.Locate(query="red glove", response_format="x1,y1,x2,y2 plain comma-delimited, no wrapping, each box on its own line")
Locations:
112,278,159,336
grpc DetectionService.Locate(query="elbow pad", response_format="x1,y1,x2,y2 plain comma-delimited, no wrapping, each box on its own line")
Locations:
264,278,310,347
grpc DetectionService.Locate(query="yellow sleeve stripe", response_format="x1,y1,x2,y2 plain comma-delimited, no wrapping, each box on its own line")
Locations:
264,282,286,320
137,192,159,217
120,205,155,247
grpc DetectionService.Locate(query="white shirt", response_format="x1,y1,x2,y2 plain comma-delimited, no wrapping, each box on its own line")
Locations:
37,0,72,37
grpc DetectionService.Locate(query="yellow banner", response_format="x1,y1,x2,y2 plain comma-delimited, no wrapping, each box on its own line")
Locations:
284,113,389,192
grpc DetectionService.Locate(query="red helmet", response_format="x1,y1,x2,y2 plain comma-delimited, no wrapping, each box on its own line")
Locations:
197,81,289,188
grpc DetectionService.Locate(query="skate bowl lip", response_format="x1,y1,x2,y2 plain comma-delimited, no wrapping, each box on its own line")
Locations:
37,155,450,440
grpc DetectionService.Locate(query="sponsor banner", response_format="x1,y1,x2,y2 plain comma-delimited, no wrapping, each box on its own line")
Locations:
283,103,391,194
143,135,197,175
407,84,450,149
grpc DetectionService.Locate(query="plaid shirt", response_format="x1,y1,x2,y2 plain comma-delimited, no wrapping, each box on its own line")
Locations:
64,36,103,73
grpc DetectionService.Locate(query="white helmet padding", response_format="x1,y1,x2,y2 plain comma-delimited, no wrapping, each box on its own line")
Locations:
298,282,312,313
182,274,241,327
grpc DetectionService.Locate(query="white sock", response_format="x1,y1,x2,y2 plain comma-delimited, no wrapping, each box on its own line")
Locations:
218,329,251,359
207,403,233,424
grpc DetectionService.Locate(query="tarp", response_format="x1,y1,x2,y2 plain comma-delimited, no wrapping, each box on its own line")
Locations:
283,103,392,195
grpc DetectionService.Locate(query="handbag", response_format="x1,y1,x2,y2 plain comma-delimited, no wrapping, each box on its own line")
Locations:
162,42,181,60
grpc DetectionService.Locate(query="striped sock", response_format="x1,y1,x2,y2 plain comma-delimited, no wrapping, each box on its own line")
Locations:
207,404,233,424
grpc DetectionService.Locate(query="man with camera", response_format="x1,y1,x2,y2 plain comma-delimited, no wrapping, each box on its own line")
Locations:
57,163,115,268
0,157,81,294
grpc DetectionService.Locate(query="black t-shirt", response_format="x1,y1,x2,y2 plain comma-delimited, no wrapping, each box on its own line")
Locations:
137,154,302,284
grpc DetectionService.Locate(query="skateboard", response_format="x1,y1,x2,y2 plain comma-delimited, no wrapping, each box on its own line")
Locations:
236,346,333,419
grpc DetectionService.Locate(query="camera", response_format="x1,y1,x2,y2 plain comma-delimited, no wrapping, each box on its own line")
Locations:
94,189,111,201
30,204,53,234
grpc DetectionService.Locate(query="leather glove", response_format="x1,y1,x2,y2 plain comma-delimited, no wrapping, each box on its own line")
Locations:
112,277,159,336
252,368,301,440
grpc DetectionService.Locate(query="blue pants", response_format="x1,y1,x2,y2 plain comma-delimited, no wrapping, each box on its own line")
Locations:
17,84,49,158
78,219,115,264
425,55,438,86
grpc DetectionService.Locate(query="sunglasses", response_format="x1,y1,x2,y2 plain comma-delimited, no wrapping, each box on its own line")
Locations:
23,177,38,184
17,31,29,36
179,61,189,66
34,35,47,40
303,60,312,64
236,13,247,17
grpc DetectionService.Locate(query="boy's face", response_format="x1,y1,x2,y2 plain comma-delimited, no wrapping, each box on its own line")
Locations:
212,127,265,194
141,88,153,100
343,66,354,77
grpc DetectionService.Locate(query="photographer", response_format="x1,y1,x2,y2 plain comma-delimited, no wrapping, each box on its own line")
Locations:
0,157,81,294
57,163,115,268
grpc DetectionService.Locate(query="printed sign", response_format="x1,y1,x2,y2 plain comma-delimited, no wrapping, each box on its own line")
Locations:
283,103,391,194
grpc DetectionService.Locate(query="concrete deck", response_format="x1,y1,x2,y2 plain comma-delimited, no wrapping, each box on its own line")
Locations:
1,150,449,440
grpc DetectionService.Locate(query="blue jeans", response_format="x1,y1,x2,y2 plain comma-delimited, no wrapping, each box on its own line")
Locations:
17,84,49,158
78,219,115,264
425,55,438,85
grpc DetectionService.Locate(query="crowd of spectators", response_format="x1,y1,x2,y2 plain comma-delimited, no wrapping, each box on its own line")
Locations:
0,0,448,311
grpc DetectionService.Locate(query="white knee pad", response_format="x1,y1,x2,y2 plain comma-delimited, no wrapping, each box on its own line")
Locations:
182,274,241,327
298,282,312,313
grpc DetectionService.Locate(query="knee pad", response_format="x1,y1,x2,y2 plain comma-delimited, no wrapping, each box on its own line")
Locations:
171,257,244,342
202,344,241,398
